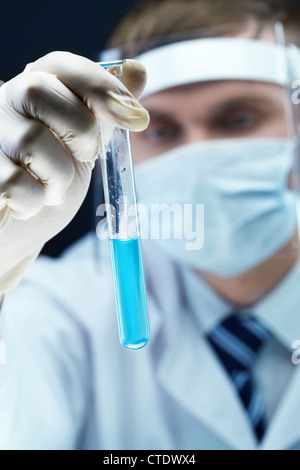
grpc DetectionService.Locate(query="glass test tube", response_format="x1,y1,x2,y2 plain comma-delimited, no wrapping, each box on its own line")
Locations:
98,61,150,349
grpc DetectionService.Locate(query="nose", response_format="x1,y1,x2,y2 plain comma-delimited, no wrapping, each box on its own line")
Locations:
183,125,214,145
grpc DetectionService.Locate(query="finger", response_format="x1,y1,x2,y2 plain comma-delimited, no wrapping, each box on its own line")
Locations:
4,71,99,163
24,51,150,131
0,104,75,205
0,148,45,220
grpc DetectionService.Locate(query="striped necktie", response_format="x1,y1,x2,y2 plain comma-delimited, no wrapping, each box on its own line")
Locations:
208,313,271,441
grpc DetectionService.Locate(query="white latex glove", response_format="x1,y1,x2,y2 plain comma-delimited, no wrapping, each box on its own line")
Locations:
0,51,149,295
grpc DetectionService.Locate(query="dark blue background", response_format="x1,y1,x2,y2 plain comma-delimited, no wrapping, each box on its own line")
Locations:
1,0,135,80
1,0,136,256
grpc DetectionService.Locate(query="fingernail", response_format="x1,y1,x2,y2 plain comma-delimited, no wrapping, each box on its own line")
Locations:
106,91,150,131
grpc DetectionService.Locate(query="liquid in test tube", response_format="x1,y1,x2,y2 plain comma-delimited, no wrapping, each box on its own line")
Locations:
99,61,150,349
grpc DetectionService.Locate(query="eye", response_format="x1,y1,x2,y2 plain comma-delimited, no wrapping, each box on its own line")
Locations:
211,108,261,134
142,122,180,142
225,113,256,128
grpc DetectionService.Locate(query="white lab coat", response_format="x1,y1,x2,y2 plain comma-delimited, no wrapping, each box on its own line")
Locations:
0,232,300,450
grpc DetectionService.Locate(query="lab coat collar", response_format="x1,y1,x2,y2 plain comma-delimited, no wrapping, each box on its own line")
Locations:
178,258,300,450
143,240,300,450
258,366,300,450
142,241,257,449
254,259,300,450
155,305,259,449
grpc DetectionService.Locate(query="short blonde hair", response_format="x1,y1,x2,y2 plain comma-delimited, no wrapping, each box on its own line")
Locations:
107,0,300,49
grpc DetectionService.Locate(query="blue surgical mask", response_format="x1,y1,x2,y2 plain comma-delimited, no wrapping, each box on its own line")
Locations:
134,138,298,277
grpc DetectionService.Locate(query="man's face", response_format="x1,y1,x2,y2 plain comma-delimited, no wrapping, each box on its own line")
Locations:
130,80,288,163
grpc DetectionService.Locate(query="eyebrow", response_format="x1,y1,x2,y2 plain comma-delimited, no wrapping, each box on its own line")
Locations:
215,96,280,114
146,109,179,124
145,96,280,123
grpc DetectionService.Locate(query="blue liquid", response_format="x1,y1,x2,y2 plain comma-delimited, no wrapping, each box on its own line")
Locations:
109,236,150,349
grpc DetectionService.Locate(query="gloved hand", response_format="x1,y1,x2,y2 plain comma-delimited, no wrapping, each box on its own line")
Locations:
0,51,149,295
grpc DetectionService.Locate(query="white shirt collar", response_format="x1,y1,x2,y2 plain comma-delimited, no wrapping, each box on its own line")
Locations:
180,260,300,350
180,266,230,333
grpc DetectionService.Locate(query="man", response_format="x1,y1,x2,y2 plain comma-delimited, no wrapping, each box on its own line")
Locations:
0,0,300,450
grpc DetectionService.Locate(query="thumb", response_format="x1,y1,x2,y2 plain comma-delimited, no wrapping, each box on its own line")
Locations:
118,59,148,99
